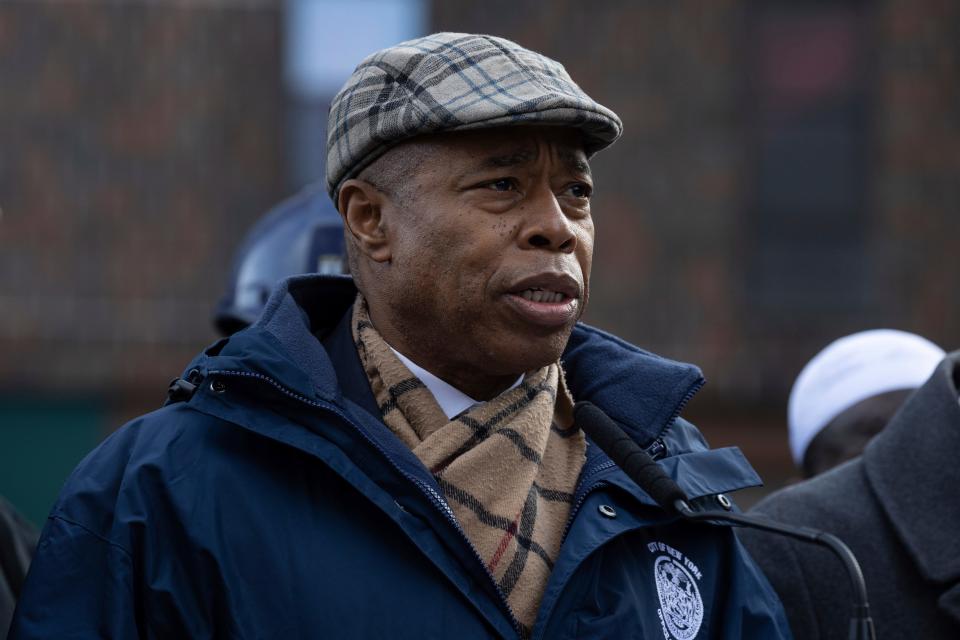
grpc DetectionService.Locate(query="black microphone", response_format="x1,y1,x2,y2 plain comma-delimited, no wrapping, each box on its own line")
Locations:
573,401,876,640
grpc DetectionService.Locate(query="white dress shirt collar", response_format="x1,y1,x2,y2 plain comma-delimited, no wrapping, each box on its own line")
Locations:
389,347,523,420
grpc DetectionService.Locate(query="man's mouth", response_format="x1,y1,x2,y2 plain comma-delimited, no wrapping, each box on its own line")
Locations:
515,287,569,304
503,274,582,328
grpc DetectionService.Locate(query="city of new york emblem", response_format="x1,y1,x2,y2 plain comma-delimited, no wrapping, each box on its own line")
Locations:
649,541,704,640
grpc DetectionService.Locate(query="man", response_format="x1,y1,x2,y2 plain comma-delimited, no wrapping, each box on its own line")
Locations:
11,33,790,639
741,349,960,639
788,329,944,478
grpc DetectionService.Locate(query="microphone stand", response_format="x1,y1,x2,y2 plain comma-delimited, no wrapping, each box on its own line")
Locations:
672,500,876,640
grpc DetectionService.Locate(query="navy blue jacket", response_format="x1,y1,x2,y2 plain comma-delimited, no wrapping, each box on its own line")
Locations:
11,276,790,639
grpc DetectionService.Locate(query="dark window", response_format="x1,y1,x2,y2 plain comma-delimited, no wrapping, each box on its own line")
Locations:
745,2,875,317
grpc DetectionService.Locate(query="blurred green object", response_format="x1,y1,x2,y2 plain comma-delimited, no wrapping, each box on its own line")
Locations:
0,398,104,527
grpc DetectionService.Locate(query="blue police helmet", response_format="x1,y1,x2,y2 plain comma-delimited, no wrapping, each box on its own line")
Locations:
214,184,346,336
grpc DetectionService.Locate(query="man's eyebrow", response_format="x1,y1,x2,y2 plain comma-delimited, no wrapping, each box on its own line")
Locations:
479,149,535,169
558,149,591,176
470,148,591,175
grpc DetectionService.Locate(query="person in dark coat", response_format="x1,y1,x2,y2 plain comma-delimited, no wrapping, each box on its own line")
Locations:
739,350,960,639
11,33,791,639
0,496,37,637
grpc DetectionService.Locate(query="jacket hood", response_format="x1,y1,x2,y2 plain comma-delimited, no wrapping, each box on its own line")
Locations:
195,275,357,401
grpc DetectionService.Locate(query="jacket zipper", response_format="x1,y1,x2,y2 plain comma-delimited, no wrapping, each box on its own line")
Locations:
560,374,702,539
668,379,706,431
206,370,524,638
560,434,667,541
560,458,613,540
558,375,702,539
533,435,671,639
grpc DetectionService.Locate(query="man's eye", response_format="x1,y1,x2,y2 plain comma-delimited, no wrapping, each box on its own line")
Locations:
568,183,592,198
487,178,516,192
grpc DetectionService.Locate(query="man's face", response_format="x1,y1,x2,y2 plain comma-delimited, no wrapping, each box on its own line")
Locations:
369,126,594,392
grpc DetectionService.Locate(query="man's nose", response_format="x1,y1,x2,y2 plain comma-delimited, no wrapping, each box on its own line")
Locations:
518,187,578,253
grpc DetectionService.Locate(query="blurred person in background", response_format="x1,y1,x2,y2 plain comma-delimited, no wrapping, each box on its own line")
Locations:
788,329,945,478
0,497,36,637
213,183,346,336
740,337,959,639
10,33,791,639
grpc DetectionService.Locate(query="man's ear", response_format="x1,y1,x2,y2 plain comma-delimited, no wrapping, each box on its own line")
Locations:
338,179,392,263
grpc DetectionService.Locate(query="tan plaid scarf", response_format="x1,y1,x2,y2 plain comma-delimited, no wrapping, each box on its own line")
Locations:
352,297,586,635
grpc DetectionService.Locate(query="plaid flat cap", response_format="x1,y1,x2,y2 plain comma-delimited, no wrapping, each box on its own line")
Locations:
326,32,623,201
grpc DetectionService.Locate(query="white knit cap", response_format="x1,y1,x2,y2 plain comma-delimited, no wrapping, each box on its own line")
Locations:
788,329,945,465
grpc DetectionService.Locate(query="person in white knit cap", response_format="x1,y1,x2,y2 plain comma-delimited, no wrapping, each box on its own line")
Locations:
788,329,945,478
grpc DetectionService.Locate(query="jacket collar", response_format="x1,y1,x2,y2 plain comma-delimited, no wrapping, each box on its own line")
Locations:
863,351,960,598
561,322,704,447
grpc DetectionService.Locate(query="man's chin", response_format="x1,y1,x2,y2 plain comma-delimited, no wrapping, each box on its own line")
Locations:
488,329,574,374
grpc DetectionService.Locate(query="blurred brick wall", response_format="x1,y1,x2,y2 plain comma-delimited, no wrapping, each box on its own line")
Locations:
0,0,285,395
875,0,959,347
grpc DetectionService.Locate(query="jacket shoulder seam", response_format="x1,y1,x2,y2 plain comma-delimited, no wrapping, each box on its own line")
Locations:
48,514,134,560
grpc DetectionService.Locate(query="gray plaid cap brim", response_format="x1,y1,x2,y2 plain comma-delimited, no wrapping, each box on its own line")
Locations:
325,32,623,202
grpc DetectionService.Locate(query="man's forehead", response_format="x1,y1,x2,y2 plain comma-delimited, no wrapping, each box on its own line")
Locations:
430,127,591,173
